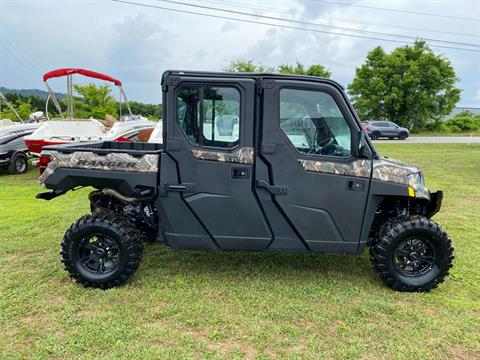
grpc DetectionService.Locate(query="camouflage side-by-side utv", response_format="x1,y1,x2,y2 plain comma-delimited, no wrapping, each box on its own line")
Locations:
37,71,453,291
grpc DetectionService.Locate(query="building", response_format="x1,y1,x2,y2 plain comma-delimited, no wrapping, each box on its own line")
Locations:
445,107,480,119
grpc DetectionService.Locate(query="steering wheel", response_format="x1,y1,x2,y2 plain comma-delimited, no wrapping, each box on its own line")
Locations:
317,136,334,148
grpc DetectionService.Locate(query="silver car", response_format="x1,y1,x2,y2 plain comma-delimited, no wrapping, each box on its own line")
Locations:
361,120,409,140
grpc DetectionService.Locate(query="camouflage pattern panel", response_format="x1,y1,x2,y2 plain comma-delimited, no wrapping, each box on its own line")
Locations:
191,147,254,164
299,158,371,178
39,150,159,184
372,158,419,185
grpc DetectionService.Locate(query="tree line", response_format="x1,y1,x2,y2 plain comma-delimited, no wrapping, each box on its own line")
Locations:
0,85,162,122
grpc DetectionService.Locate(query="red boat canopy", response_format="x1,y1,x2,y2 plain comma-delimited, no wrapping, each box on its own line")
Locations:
43,68,122,86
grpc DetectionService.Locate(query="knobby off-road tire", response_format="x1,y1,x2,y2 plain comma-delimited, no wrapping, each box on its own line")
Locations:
370,216,453,292
61,211,144,289
8,152,28,174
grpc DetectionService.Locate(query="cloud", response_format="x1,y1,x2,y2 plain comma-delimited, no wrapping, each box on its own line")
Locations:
221,22,239,32
475,89,480,101
1,0,479,106
107,13,173,83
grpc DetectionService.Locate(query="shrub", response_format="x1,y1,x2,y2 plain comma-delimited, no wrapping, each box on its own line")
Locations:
444,116,480,132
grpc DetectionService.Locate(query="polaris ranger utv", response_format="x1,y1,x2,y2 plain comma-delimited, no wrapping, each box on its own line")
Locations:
37,71,453,291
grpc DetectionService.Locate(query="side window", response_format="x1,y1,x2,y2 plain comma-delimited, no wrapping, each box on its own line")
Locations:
388,122,398,128
177,85,240,148
279,88,352,157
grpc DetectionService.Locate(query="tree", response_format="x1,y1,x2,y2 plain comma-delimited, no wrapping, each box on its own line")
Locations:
278,62,331,77
72,84,118,119
224,59,274,73
348,41,461,131
0,97,35,121
225,59,331,78
126,101,162,121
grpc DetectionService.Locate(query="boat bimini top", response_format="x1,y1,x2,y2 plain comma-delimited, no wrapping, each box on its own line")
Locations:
43,68,132,120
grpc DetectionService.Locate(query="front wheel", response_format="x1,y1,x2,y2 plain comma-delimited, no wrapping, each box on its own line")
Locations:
399,132,407,140
370,216,453,292
61,212,143,289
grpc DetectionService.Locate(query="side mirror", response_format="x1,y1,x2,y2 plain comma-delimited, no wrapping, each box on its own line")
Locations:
354,130,369,158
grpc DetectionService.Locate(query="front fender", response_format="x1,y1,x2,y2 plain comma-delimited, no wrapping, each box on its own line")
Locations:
426,191,443,218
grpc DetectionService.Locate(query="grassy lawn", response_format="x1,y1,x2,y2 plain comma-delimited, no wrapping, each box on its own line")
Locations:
0,144,479,359
410,131,480,137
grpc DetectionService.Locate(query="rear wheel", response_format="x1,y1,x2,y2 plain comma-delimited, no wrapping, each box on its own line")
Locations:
370,216,453,292
61,212,143,289
8,152,28,174
370,131,380,140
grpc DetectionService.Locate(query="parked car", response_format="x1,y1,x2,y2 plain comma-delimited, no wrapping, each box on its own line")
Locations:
36,71,452,292
361,120,409,140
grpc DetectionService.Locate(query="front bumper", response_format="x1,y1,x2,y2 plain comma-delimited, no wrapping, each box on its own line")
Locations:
426,191,443,218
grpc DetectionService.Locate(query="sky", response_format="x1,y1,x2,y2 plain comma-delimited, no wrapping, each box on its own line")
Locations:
1,0,479,106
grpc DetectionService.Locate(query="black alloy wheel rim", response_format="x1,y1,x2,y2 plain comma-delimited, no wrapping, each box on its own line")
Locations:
16,157,27,172
77,234,120,274
393,237,436,277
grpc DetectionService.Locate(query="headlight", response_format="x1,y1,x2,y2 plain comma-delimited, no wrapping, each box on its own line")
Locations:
407,172,430,200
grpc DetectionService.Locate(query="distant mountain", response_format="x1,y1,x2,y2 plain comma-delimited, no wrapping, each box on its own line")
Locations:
0,86,65,100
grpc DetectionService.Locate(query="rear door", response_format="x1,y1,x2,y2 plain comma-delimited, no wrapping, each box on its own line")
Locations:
257,80,372,253
162,74,271,250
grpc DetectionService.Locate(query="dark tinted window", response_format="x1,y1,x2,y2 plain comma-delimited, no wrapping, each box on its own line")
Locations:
374,121,389,127
177,85,240,148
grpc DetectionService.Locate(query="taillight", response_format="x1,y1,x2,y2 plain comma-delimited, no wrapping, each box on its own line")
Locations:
364,127,369,131
38,155,52,174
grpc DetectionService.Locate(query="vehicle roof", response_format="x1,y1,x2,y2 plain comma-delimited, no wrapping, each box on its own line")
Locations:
162,70,345,90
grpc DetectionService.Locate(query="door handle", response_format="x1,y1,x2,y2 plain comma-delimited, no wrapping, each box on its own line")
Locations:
232,167,249,179
346,179,365,192
256,180,288,195
168,183,196,192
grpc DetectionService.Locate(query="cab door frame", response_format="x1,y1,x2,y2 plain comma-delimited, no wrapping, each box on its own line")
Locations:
256,78,373,253
160,73,272,250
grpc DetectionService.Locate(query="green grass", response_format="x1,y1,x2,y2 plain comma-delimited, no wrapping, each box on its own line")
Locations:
411,131,480,137
1,144,479,359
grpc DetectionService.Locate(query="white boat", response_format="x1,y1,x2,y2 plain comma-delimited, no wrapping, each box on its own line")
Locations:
0,92,42,174
147,121,163,144
24,68,155,156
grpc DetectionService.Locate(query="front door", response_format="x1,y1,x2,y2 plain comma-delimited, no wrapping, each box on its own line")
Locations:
163,75,271,250
257,80,372,253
